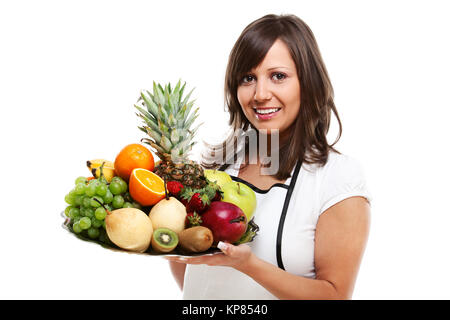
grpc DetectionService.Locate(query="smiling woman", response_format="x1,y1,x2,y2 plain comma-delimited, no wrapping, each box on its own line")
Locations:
167,13,371,300
237,39,301,136
203,13,342,180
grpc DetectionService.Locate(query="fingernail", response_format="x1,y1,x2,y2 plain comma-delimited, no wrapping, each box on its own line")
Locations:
217,241,228,251
178,257,187,261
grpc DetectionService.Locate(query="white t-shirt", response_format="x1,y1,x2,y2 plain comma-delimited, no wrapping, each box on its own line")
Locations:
182,151,372,300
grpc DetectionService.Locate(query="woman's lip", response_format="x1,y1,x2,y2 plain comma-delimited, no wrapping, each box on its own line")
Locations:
253,107,281,110
253,108,281,120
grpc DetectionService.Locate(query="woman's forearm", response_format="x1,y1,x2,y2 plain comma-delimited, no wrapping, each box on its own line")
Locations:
236,254,343,300
169,261,186,291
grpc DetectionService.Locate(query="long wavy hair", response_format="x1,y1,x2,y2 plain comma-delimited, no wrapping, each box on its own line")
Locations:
201,14,342,180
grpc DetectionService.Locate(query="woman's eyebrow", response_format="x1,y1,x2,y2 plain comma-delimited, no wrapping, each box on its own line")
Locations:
246,66,293,74
266,66,292,71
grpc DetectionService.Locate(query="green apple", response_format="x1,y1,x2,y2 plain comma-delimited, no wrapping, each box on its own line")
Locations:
204,169,233,188
221,181,256,221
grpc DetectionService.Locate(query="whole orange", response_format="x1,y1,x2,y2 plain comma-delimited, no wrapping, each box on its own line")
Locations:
114,144,155,181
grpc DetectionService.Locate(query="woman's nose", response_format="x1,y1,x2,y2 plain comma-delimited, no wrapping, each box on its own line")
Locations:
254,80,272,102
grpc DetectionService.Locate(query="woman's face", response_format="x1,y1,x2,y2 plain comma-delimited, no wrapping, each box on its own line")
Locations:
237,39,301,136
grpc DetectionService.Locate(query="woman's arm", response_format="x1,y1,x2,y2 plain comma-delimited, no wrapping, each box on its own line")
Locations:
238,196,371,299
167,196,370,299
169,261,186,291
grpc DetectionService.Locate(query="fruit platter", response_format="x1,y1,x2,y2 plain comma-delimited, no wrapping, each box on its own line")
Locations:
62,81,259,257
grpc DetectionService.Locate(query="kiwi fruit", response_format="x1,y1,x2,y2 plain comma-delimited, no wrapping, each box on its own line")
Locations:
151,228,179,253
178,226,214,253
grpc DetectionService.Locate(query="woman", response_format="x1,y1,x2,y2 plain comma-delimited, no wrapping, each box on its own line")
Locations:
166,14,371,300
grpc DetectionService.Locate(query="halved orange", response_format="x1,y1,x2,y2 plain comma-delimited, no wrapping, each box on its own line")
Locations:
129,168,166,206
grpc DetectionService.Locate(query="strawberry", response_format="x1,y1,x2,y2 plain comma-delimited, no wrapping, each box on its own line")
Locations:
180,187,195,207
185,211,203,227
203,181,223,202
167,181,184,197
180,197,188,206
179,186,212,213
187,192,210,213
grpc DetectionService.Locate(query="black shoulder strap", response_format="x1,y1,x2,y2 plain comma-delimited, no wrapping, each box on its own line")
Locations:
218,163,229,171
276,160,302,270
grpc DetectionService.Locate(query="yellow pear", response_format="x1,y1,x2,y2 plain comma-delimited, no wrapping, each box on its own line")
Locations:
105,208,153,253
148,197,187,234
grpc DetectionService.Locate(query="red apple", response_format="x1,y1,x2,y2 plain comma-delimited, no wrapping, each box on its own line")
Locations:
201,201,248,244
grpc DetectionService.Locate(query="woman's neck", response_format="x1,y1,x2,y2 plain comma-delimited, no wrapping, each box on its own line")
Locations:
249,128,290,167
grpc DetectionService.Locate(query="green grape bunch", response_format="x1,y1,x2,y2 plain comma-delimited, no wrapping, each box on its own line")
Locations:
64,173,142,243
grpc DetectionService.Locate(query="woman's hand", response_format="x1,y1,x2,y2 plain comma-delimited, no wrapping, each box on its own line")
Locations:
165,242,254,272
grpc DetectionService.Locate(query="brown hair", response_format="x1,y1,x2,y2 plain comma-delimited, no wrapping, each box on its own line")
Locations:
201,14,342,180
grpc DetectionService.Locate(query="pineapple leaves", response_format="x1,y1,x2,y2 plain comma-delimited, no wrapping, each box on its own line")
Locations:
190,121,203,138
145,126,162,143
136,112,161,136
176,104,187,127
148,140,167,156
135,80,202,162
183,100,196,125
153,82,166,107
157,118,173,142
181,87,195,108
138,128,161,146
140,90,159,118
157,83,165,94
140,137,154,146
158,104,169,123
166,90,174,115
160,135,173,151
138,126,148,134
184,107,200,129
178,81,186,104
170,128,180,144
172,80,182,110
168,113,177,128
134,103,156,123
172,135,195,156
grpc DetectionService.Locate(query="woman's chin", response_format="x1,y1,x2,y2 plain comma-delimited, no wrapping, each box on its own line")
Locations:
254,127,282,136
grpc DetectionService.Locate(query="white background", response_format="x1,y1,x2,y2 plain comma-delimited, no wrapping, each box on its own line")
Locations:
1,0,449,299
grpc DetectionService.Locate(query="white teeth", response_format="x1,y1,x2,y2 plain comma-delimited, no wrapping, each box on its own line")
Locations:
254,108,280,114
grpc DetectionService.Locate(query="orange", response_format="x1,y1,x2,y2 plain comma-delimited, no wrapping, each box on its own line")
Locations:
129,168,166,206
114,143,154,181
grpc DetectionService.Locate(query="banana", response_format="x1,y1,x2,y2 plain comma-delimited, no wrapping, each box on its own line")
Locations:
86,159,115,183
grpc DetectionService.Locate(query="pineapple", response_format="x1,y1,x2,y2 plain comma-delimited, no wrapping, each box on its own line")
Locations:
135,80,207,189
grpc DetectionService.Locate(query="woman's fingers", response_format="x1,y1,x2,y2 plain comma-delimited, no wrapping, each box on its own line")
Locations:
164,253,225,265
163,243,251,268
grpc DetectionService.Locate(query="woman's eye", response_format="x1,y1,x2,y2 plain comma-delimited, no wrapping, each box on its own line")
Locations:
241,74,255,84
272,72,286,81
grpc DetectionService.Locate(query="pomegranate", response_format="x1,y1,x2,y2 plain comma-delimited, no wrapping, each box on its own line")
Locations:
201,201,248,244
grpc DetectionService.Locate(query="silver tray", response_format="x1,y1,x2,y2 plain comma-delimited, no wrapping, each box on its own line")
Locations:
61,211,222,257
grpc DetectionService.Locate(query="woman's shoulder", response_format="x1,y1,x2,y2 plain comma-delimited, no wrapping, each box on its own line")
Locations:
306,151,371,214
323,151,364,175
311,151,368,188
301,151,364,176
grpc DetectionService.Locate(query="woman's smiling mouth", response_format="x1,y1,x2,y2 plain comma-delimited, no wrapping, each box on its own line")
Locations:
253,107,281,120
